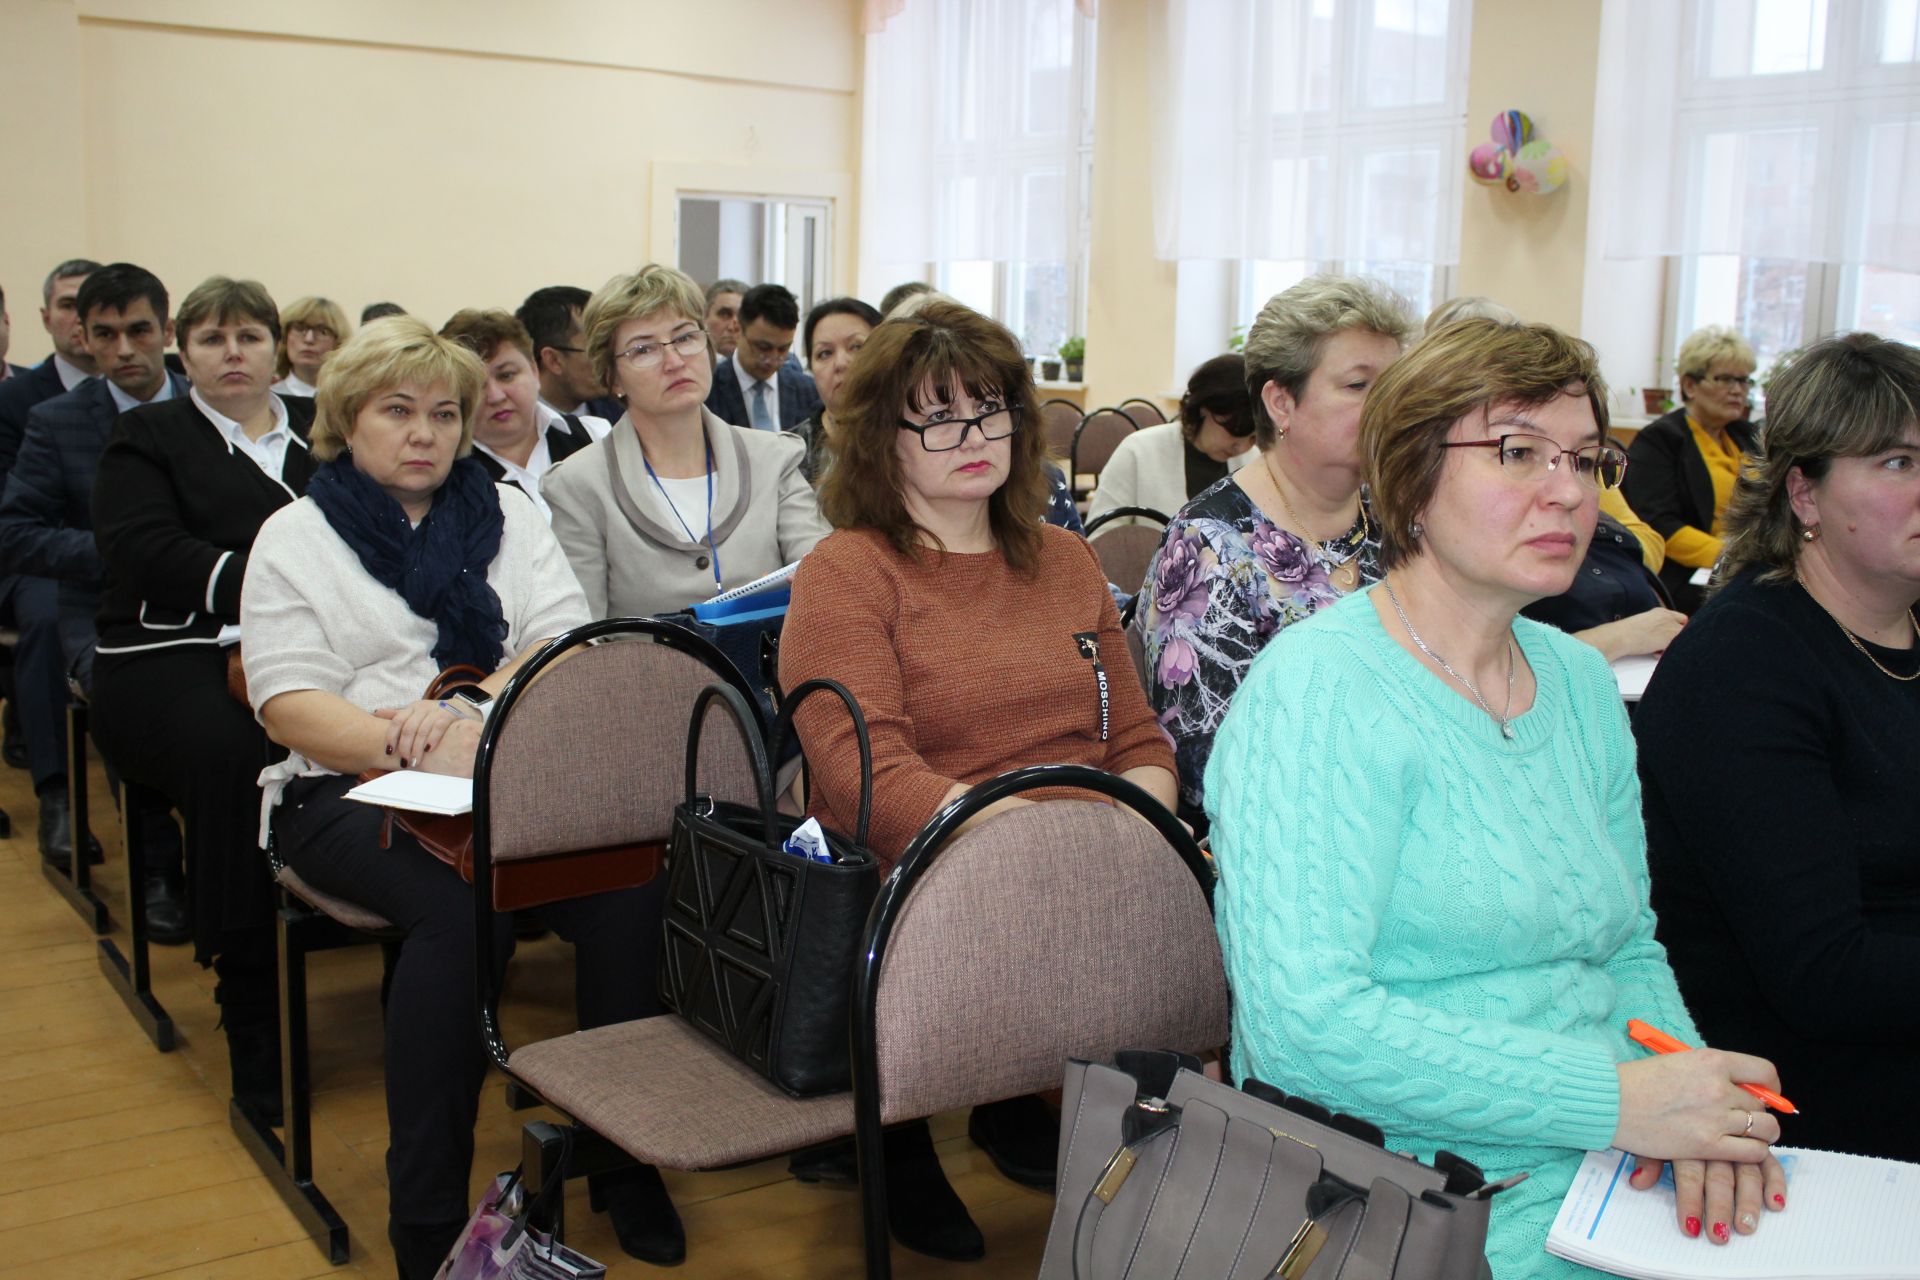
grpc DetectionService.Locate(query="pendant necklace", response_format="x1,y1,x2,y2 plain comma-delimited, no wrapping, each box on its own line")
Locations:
1262,453,1368,591
1382,578,1518,739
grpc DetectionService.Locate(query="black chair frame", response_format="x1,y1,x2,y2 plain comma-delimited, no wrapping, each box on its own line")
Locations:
1082,505,1172,538
849,764,1213,1279
1069,407,1143,497
44,691,108,932
96,774,177,1051
473,616,763,1243
1116,397,1167,426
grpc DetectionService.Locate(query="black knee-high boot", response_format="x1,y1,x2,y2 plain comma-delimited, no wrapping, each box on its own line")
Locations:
213,926,281,1125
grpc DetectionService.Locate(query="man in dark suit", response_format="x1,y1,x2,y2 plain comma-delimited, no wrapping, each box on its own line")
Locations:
0,263,188,936
704,283,822,432
0,283,18,380
0,260,102,493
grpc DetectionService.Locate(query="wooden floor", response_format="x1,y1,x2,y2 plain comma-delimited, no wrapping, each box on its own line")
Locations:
0,750,1053,1278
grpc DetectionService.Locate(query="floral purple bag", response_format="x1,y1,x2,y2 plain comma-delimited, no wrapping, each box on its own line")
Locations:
434,1133,606,1280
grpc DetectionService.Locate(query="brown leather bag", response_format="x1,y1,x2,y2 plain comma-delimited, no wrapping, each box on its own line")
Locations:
358,666,664,911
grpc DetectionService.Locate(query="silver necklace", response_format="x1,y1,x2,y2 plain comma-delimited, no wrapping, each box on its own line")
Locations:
1382,579,1518,739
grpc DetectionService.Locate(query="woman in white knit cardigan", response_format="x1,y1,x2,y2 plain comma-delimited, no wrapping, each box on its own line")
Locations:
1085,353,1255,522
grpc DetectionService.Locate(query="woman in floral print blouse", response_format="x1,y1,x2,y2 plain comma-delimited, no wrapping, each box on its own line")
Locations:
1140,275,1414,818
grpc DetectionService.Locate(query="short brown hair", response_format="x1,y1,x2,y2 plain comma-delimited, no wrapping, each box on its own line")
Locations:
1719,333,1920,585
177,276,280,354
439,308,535,365
1362,318,1610,571
311,315,484,463
820,300,1049,571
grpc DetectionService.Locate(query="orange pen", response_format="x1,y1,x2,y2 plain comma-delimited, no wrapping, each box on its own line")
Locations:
1627,1019,1799,1115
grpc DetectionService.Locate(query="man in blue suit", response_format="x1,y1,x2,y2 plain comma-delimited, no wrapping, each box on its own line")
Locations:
0,264,187,936
0,261,103,481
704,283,822,432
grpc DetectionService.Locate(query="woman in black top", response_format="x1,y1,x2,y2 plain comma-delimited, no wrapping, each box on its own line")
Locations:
89,277,316,1122
1637,333,1920,1163
790,295,881,485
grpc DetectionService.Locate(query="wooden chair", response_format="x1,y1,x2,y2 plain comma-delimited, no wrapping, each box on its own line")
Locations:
507,763,1228,1278
1083,506,1172,599
1117,397,1167,425
1070,408,1142,498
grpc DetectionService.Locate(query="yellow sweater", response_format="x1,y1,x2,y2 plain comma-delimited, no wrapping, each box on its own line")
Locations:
1599,486,1664,573
1665,417,1742,570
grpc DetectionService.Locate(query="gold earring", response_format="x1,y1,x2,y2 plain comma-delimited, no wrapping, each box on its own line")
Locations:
1802,526,1819,542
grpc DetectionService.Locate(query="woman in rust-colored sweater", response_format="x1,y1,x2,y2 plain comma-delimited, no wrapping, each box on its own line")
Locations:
779,299,1177,1264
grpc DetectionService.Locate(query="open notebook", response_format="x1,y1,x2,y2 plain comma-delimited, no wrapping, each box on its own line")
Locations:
343,771,473,817
1547,1147,1920,1279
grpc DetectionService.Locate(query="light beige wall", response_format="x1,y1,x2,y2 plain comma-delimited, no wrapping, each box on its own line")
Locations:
1,0,89,360
0,0,859,362
1454,0,1603,335
1082,3,1179,410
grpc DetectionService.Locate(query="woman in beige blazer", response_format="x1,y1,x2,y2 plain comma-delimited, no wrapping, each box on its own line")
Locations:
544,265,830,618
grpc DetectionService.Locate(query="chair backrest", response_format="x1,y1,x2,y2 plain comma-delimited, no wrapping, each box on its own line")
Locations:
1118,397,1167,425
1088,522,1168,600
481,626,763,864
1071,409,1140,488
864,792,1228,1124
1041,398,1082,460
1123,616,1152,698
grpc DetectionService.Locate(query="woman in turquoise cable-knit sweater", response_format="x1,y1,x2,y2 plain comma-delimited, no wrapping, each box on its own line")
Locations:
1206,318,1789,1278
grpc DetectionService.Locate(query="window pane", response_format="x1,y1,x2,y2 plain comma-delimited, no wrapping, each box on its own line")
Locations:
1010,261,1072,356
1350,261,1439,318
1881,0,1920,62
1241,261,1316,326
938,260,997,317
1848,265,1920,346
1358,0,1454,109
1705,0,1828,77
1683,255,1810,371
1268,0,1336,115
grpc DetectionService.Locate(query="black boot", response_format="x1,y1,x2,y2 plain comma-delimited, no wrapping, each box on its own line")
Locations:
884,1120,984,1262
590,1164,686,1265
143,873,190,945
36,784,102,866
967,1093,1060,1188
389,1217,467,1280
3,700,26,770
214,945,282,1127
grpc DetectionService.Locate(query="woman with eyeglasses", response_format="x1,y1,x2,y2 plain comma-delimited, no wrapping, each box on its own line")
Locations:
1207,319,1787,1277
778,300,1177,1263
272,295,349,397
1623,325,1761,613
543,265,829,618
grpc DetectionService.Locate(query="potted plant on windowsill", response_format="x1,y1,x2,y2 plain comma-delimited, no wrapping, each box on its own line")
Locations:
1059,335,1086,382
1641,356,1674,415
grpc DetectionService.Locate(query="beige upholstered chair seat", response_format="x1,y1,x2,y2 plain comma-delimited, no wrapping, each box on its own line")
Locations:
507,1016,856,1170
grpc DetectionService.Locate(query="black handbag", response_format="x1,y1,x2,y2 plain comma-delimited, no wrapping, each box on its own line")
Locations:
658,678,880,1097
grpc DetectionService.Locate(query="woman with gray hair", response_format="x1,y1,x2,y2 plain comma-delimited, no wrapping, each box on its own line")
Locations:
1638,332,1920,1164
544,264,829,618
1138,274,1413,817
1623,324,1761,612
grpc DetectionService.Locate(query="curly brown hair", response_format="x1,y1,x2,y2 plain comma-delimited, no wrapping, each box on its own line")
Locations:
819,300,1049,571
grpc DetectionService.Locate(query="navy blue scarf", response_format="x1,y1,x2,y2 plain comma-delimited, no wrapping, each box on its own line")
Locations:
306,455,509,672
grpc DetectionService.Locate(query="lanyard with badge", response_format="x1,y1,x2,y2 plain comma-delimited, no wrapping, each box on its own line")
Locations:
642,438,723,591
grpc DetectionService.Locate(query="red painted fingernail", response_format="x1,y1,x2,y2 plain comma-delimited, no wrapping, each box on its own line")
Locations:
385,745,393,755
1712,1222,1729,1242
425,742,432,752
1684,1217,1700,1237
1772,1193,1785,1208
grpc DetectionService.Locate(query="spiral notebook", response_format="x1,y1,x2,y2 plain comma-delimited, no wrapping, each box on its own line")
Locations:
1547,1147,1920,1279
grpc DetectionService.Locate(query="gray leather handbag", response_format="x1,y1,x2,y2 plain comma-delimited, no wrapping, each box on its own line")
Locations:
1040,1051,1505,1280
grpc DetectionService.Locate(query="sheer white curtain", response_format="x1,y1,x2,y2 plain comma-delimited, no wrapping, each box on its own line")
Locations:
857,0,1095,295
1598,0,1920,270
1148,0,1472,267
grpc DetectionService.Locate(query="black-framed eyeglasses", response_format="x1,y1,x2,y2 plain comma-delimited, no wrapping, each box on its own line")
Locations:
1701,372,1753,389
898,402,1021,452
614,327,709,370
289,323,337,341
1442,433,1629,490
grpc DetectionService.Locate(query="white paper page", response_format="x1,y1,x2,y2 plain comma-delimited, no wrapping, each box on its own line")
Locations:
1612,655,1659,701
1547,1147,1920,1279
704,560,800,605
344,772,473,816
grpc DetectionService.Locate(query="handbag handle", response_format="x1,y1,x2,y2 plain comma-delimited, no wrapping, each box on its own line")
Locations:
770,677,872,847
683,680,776,848
425,663,491,700
497,1126,573,1254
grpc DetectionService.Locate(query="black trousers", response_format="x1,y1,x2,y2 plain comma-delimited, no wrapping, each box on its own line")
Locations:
277,773,668,1229
0,575,69,792
88,644,276,964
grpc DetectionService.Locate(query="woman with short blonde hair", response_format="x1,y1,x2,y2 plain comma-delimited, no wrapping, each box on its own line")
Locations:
544,264,828,617
1209,317,1787,1277
274,295,350,397
1139,274,1413,820
1639,332,1920,1164
1623,324,1760,611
